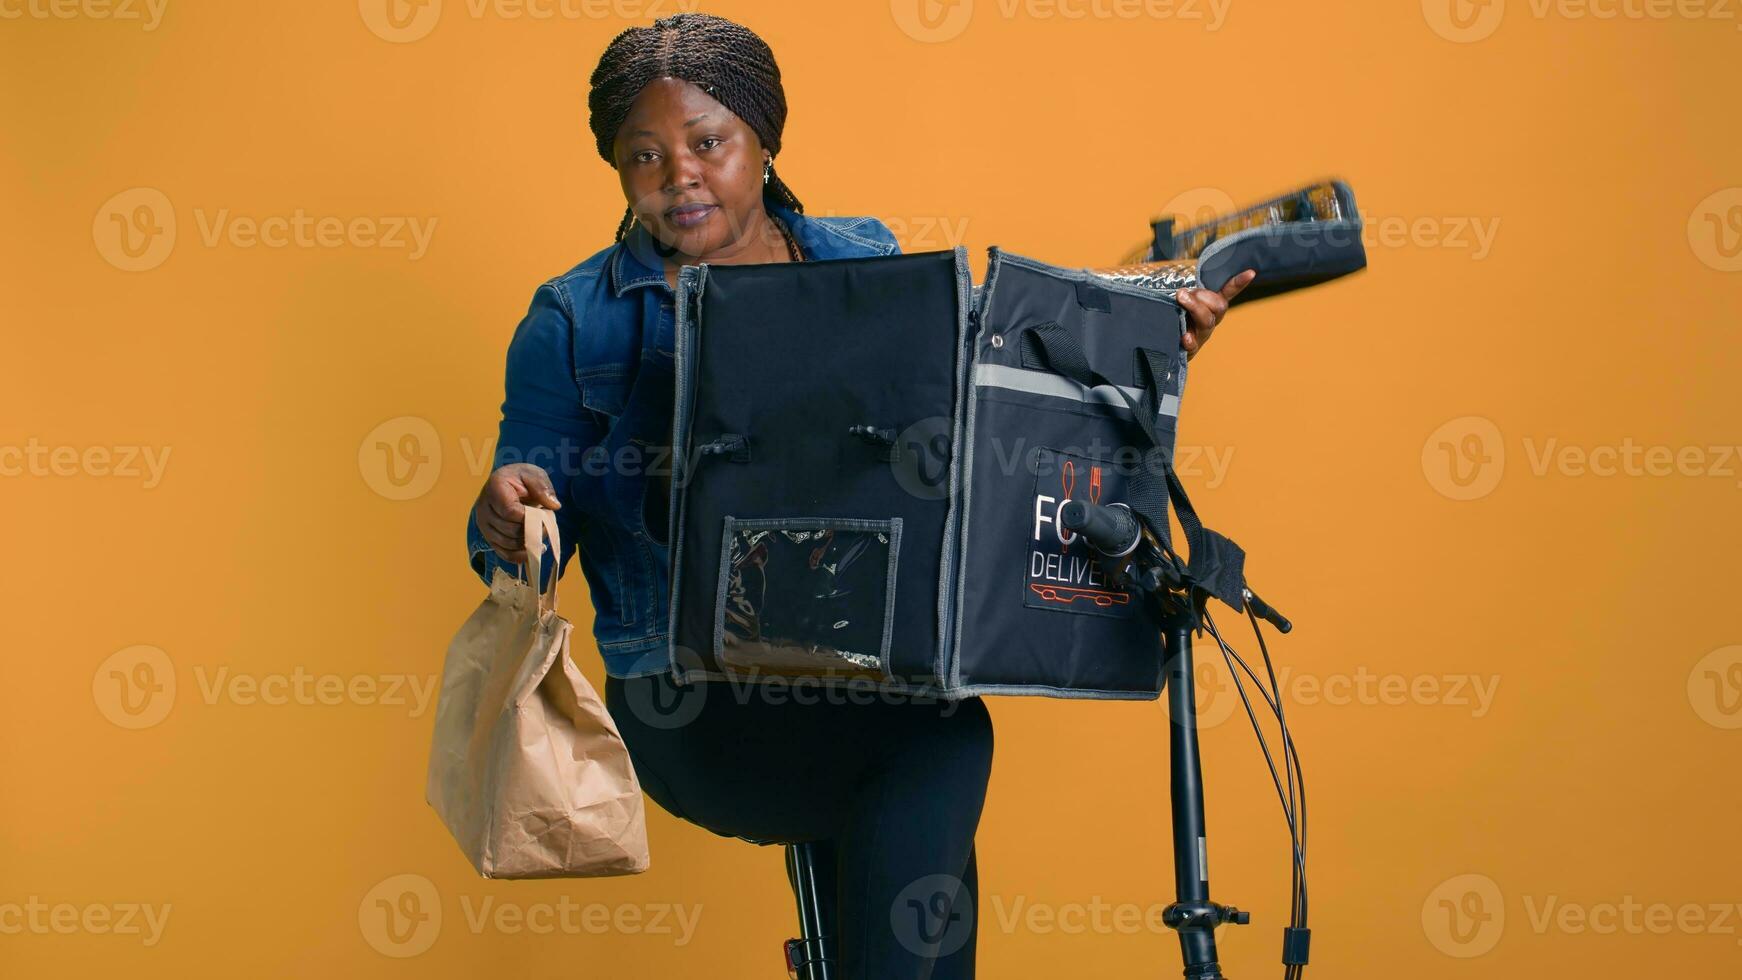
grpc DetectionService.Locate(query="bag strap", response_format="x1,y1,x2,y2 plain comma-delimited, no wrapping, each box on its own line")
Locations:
521,505,561,615
1019,321,1248,613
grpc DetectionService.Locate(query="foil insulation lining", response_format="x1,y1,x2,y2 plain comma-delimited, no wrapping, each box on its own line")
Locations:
720,526,887,676
1086,258,1200,294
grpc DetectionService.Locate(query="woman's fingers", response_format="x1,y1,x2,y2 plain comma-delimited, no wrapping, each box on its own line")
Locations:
523,468,562,510
1177,270,1256,359
483,513,528,563
1176,287,1206,323
478,511,527,563
496,463,561,513
1220,268,1258,303
1178,289,1216,358
475,463,563,567
476,502,524,557
476,483,521,557
485,477,527,523
1181,286,1226,322
1178,291,1203,357
477,505,523,547
1197,288,1229,322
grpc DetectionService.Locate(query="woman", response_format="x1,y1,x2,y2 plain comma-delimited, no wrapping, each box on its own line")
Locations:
466,13,1251,978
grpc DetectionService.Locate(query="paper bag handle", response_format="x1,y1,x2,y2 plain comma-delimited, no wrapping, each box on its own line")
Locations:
521,505,561,615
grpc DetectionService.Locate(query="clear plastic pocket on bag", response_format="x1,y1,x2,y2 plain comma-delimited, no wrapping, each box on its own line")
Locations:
714,516,902,679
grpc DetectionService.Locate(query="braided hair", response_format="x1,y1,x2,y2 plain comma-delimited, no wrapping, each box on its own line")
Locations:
588,13,804,243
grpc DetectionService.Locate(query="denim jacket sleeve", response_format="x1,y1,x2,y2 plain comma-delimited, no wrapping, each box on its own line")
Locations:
465,282,601,591
862,218,902,256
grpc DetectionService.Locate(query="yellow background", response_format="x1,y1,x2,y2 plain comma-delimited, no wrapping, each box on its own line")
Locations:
4,0,1740,976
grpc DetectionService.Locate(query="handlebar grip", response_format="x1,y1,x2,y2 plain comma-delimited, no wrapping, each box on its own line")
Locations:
1059,500,1141,558
1243,586,1293,634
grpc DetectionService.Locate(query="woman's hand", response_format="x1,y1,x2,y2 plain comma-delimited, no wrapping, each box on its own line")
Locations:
1176,268,1257,361
474,463,562,564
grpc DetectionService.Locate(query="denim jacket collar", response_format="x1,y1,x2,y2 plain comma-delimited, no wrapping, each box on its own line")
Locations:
608,203,896,297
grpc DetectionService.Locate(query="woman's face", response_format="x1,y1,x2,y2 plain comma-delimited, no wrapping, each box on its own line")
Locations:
613,77,772,261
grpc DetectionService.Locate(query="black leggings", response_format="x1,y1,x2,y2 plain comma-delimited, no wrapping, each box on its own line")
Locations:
604,672,993,980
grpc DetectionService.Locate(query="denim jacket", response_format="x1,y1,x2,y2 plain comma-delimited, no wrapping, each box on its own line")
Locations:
466,204,903,678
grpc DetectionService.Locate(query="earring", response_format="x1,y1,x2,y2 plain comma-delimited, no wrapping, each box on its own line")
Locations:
763,160,772,185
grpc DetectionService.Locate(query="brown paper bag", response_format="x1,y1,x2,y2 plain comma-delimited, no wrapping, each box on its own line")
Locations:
426,505,650,878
